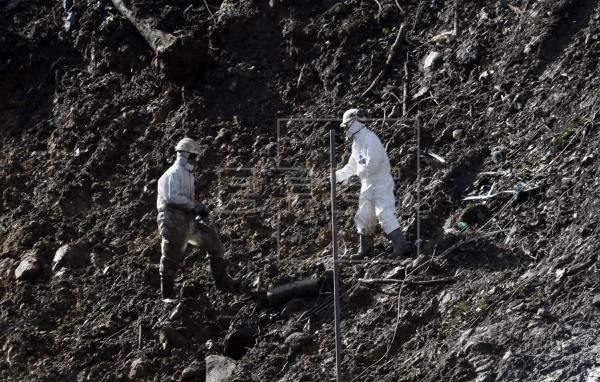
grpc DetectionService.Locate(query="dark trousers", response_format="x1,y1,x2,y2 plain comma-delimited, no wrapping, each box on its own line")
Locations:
158,208,223,277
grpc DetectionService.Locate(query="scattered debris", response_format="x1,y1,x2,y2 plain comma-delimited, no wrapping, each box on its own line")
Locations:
491,148,505,163
463,183,539,202
64,11,77,33
456,221,469,231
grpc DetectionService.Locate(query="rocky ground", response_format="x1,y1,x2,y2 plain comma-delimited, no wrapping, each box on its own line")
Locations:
1,0,600,381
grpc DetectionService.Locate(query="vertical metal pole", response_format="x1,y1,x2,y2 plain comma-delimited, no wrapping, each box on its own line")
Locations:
329,129,343,382
416,117,421,257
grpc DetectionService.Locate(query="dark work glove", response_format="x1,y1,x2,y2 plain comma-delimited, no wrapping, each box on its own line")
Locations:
194,201,209,218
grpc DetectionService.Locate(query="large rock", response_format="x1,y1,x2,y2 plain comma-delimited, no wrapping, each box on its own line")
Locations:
423,51,442,73
160,326,186,350
15,254,41,282
181,365,204,381
284,332,312,352
129,358,152,380
52,243,90,271
205,355,237,382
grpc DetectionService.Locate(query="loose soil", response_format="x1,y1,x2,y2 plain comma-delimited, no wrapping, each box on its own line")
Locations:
1,0,600,381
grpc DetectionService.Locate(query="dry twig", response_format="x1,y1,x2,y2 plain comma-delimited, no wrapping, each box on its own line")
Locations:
412,0,423,32
361,24,406,97
402,51,410,116
203,0,216,22
359,277,455,285
453,0,460,36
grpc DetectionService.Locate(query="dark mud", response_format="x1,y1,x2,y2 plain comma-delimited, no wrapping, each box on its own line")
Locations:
1,0,600,381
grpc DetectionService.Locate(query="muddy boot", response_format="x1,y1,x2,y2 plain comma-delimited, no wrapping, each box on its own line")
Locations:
388,228,411,257
350,235,374,260
160,275,175,300
210,257,240,291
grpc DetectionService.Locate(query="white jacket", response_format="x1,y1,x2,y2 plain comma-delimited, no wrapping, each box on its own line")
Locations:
157,153,196,212
336,127,391,182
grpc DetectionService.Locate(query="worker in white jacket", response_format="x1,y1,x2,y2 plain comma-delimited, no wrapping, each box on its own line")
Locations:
157,138,239,300
336,109,411,259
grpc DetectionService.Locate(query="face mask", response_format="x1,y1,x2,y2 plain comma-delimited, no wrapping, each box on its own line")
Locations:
345,120,364,141
180,152,197,171
345,124,353,140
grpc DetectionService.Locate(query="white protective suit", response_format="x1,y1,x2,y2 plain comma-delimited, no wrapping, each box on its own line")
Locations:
156,151,237,291
157,152,196,213
336,123,401,235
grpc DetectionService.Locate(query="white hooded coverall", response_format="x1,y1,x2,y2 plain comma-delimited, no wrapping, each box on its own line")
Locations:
336,125,401,236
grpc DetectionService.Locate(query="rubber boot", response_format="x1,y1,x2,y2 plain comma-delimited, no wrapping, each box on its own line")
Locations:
350,234,374,260
210,257,240,291
388,228,411,257
160,275,175,300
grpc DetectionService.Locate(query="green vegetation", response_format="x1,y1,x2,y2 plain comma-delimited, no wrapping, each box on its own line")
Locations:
550,115,583,149
475,297,490,312
517,158,540,180
456,300,470,317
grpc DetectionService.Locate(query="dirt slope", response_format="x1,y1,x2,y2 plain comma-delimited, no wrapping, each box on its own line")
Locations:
1,0,600,381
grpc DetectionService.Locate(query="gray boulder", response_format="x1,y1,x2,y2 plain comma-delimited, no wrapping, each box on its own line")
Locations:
284,332,312,352
52,243,90,271
181,365,204,381
205,355,237,382
423,51,442,73
129,358,152,380
15,254,41,282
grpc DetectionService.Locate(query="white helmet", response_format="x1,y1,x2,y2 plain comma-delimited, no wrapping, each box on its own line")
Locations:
340,108,365,127
175,138,200,154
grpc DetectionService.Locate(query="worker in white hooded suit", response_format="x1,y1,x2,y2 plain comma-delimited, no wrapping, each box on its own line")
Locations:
157,138,239,301
336,109,411,259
